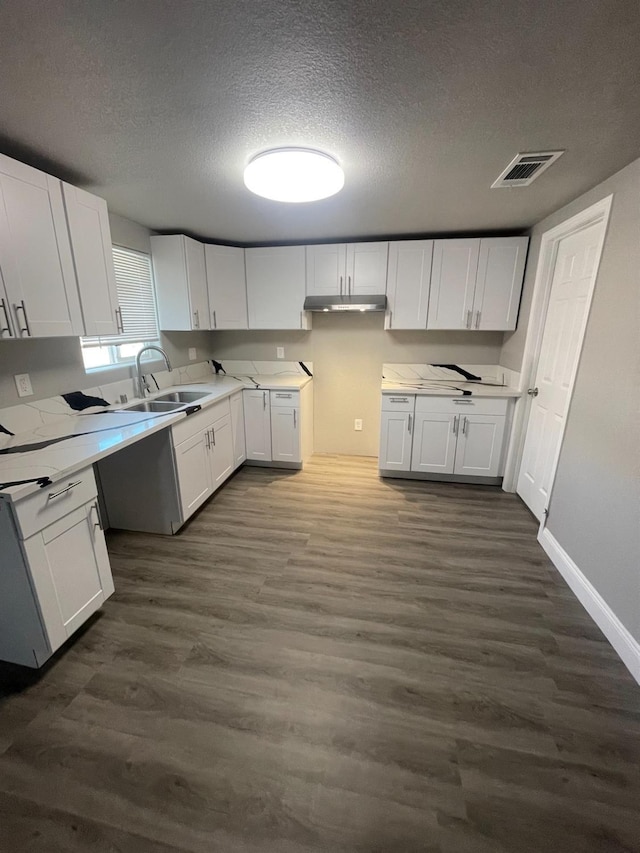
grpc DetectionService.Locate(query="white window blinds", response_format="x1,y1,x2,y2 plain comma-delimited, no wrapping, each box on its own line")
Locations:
83,247,159,347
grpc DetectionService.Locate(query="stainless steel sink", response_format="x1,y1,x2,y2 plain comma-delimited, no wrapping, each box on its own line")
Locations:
154,390,207,403
125,400,184,413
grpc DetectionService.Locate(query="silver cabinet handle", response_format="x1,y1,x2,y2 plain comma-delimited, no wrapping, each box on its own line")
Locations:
348,275,352,295
452,415,459,435
389,397,408,403
115,306,124,333
462,416,468,435
453,399,473,405
205,429,210,450
339,275,343,296
407,413,412,432
474,310,481,329
263,391,266,409
92,501,104,530
193,310,199,329
388,309,392,328
293,409,297,429
212,310,217,328
276,393,292,398
14,300,31,336
0,298,14,337
48,480,82,500
466,309,472,329
211,427,215,446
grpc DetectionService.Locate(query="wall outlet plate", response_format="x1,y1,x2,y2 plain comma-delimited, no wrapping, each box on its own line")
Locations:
188,347,197,361
354,419,363,431
276,347,285,359
15,373,33,397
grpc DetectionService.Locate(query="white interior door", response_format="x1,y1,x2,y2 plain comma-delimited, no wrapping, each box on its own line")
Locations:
517,221,605,520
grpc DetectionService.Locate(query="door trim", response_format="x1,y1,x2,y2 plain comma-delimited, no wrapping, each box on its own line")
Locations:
502,195,613,502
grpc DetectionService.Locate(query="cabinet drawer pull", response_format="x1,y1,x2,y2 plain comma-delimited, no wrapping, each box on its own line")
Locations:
466,309,472,329
389,397,408,403
0,298,14,337
14,300,31,336
275,393,292,398
48,480,82,500
453,399,473,405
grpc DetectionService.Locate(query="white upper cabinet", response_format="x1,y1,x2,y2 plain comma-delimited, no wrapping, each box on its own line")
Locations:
205,244,248,330
472,237,528,330
0,154,83,338
306,242,388,297
62,183,120,337
306,243,347,295
427,239,480,330
385,240,433,330
245,245,308,329
152,234,210,331
427,237,528,330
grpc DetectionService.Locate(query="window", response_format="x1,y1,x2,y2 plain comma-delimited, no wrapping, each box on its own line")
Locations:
81,246,160,370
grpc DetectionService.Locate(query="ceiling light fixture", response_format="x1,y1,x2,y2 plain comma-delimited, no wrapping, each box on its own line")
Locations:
243,148,344,203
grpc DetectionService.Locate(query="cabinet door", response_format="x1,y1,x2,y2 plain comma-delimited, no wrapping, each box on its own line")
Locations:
410,412,457,474
345,242,388,295
427,239,480,330
230,391,246,468
271,406,301,463
453,414,506,477
473,237,528,330
0,154,82,338
385,241,433,330
62,183,120,337
306,243,347,296
245,246,306,329
243,389,272,461
379,411,413,472
22,501,114,654
205,244,248,330
184,236,210,329
174,429,212,519
209,414,235,489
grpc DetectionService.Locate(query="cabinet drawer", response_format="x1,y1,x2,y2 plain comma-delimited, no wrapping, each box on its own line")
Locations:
381,394,416,413
172,398,230,446
13,466,98,540
415,396,509,416
270,390,300,408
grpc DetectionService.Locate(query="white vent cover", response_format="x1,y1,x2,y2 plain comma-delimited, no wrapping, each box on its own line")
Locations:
491,151,564,188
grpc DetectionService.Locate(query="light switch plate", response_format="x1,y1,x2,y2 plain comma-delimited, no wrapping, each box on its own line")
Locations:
276,347,285,359
15,373,33,397
188,348,197,361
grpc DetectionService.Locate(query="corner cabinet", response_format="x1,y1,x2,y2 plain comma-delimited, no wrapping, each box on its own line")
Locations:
151,234,210,331
427,237,528,331
245,245,310,330
0,466,115,667
0,153,83,339
379,394,510,483
62,182,121,337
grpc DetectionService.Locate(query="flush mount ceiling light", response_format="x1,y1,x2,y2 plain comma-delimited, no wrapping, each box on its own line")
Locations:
243,148,344,203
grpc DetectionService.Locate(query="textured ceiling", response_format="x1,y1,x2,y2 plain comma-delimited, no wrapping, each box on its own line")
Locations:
1,0,639,243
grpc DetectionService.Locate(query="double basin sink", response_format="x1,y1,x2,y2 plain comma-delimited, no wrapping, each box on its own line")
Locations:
124,390,207,413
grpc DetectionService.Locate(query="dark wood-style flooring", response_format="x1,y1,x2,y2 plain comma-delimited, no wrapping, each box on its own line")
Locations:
1,455,639,852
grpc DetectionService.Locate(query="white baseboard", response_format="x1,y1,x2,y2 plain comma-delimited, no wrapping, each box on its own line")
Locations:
539,527,640,685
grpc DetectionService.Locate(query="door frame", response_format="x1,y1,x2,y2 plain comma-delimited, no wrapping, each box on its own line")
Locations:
502,195,613,509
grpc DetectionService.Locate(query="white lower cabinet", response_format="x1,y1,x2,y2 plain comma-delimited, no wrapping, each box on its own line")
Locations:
379,395,510,481
172,400,235,522
0,466,114,667
243,389,273,461
244,386,313,468
271,406,300,463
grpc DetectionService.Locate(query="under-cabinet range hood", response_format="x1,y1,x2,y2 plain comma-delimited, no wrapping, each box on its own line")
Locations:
303,294,387,312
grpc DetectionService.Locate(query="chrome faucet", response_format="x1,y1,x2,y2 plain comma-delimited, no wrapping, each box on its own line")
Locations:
135,345,172,398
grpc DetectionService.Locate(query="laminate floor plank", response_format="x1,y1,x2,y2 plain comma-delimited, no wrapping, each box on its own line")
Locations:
0,454,638,852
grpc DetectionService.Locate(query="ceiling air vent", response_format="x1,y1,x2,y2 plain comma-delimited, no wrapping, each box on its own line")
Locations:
491,151,564,188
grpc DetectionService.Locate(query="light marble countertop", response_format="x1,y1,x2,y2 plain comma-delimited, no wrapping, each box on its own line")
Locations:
0,374,312,502
381,380,521,398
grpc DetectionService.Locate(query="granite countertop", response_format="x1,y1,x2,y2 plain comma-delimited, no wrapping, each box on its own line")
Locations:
381,379,521,398
0,374,312,501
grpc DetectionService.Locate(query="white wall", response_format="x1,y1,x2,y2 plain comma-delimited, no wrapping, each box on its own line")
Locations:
501,157,640,645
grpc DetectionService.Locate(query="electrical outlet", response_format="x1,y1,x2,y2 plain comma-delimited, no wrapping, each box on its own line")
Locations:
188,347,197,361
276,346,285,359
14,373,33,397
354,419,363,431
